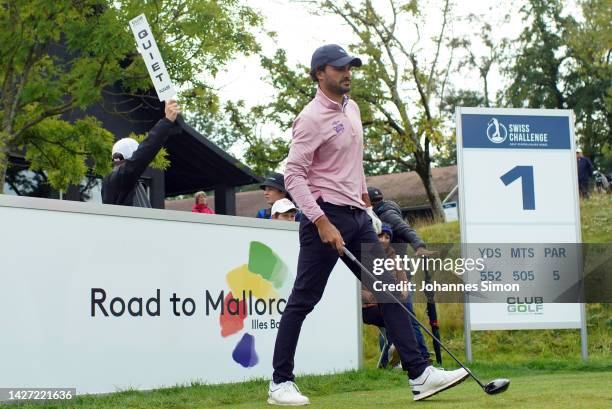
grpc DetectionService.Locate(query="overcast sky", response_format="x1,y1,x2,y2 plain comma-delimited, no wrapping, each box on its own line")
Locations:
207,0,577,159
215,0,522,106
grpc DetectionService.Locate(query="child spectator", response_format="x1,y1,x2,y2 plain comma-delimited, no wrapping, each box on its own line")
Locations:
362,224,431,367
271,198,298,222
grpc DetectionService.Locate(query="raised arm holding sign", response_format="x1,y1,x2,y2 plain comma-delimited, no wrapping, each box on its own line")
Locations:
101,99,180,207
102,14,187,208
129,14,176,101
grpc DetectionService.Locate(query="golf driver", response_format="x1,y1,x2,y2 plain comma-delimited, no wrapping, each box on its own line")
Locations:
343,247,510,395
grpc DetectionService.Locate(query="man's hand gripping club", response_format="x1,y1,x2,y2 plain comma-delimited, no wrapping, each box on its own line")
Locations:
314,215,345,256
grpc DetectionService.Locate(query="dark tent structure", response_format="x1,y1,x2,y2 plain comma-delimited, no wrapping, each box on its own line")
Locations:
165,118,261,214
5,88,261,215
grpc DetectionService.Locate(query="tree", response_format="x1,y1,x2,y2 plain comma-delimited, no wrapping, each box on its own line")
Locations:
227,0,460,220
504,0,611,164
433,13,509,167
0,0,261,194
564,0,611,165
461,13,509,109
321,0,462,220
216,48,316,176
504,0,570,110
431,88,488,168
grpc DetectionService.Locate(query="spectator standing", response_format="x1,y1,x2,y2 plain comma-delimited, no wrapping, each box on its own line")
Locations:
576,148,593,198
368,187,431,256
368,187,433,363
257,172,301,221
362,224,410,368
102,99,180,207
192,191,214,214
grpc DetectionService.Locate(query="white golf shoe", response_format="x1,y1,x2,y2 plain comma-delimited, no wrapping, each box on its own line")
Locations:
409,365,469,401
267,380,310,406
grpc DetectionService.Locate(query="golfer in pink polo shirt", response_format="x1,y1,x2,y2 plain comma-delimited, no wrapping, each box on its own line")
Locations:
267,44,468,406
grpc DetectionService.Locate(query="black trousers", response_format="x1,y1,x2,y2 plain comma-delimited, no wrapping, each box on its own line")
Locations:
579,180,589,198
272,202,430,382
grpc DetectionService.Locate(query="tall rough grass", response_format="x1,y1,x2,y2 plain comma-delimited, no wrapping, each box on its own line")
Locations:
363,194,612,366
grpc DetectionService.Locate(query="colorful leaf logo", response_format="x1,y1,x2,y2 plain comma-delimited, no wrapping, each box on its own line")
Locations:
218,242,289,368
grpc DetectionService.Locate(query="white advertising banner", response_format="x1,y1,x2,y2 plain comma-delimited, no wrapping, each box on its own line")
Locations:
0,197,361,395
456,108,584,338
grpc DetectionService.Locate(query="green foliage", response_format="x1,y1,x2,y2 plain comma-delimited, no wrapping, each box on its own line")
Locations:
225,99,292,176
504,0,570,109
565,0,612,165
258,49,316,130
504,0,611,165
211,50,315,176
599,144,612,172
221,1,456,219
432,127,457,167
20,116,114,189
0,0,262,192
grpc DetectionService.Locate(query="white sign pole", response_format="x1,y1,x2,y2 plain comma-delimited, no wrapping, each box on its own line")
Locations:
129,14,176,101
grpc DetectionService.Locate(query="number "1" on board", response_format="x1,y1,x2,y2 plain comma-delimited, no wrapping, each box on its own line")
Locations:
500,166,535,210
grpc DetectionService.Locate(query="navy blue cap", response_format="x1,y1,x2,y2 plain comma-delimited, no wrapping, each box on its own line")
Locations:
380,223,393,240
260,172,286,194
310,44,362,71
368,186,383,202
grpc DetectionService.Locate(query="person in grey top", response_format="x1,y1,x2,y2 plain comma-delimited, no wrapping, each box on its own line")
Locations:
368,186,432,255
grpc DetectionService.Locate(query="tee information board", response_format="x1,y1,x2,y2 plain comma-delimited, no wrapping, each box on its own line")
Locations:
455,107,587,361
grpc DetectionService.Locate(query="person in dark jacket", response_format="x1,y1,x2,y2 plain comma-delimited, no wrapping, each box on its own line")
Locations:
256,172,288,219
576,148,593,198
368,186,432,255
102,99,180,207
256,172,301,221
368,186,433,362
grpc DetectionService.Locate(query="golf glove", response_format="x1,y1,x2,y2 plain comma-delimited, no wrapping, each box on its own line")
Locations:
366,207,383,234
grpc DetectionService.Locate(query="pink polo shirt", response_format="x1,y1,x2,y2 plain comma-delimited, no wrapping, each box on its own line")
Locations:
285,87,367,222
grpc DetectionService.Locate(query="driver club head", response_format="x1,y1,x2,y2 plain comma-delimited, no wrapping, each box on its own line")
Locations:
483,378,510,395
342,245,511,398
